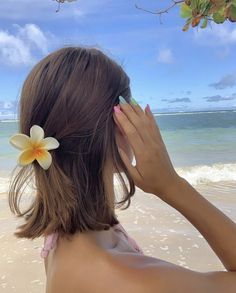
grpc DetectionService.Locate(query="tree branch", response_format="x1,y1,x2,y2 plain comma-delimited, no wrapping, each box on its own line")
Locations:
52,0,61,13
135,0,184,24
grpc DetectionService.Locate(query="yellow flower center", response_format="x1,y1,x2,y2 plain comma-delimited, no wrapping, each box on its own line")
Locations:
33,148,44,158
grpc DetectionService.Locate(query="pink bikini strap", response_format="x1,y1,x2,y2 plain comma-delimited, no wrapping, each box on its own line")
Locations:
40,232,58,258
40,223,144,258
114,223,144,254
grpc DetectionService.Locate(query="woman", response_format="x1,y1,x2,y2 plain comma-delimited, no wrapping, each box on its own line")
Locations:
8,46,236,292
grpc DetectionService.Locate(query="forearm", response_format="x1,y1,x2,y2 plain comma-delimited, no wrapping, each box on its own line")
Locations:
160,177,236,272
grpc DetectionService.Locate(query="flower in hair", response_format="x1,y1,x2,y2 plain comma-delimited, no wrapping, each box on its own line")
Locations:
9,125,60,170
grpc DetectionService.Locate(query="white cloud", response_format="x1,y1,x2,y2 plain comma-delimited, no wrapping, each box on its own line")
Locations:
216,27,236,43
0,24,52,66
16,24,49,54
157,48,174,64
194,23,236,45
0,31,33,66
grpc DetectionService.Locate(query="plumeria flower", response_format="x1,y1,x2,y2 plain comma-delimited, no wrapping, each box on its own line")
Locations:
9,125,60,170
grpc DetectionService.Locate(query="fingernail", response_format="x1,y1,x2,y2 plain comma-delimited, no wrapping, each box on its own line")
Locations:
146,104,151,112
114,105,122,114
131,97,138,105
119,96,127,104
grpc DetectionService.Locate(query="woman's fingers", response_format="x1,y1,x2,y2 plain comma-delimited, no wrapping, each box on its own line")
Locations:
117,147,142,184
117,100,156,147
113,113,126,136
113,107,145,157
144,105,163,141
113,97,179,197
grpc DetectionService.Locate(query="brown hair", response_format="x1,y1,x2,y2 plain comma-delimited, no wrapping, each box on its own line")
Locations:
8,46,135,240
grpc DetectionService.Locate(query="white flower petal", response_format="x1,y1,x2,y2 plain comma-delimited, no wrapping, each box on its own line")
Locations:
41,137,60,150
30,125,44,143
9,134,31,150
36,151,52,170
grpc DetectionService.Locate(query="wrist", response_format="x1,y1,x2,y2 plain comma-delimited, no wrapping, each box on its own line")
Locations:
162,176,204,211
154,175,189,204
165,174,185,194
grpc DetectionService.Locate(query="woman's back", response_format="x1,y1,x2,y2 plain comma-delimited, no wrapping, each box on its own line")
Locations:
43,223,162,292
43,220,236,293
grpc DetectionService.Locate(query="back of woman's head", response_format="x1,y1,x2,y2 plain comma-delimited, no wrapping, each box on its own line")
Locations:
8,46,135,239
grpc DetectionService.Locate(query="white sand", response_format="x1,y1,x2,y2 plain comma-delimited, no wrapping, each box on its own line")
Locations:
1,181,236,292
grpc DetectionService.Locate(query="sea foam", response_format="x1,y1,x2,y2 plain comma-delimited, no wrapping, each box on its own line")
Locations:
175,163,236,185
0,177,10,194
1,163,236,194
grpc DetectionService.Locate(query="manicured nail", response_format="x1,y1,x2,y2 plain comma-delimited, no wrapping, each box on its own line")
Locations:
131,97,138,105
146,104,151,112
114,106,122,114
119,96,127,104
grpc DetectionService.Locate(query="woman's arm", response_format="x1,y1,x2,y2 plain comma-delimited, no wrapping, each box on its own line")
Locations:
114,100,236,272
159,176,236,272
113,99,236,292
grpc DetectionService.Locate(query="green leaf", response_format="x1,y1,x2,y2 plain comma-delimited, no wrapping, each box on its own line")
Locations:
213,12,226,23
199,0,211,14
228,4,236,22
200,17,208,28
190,0,197,10
213,0,226,8
182,22,190,31
180,3,192,18
182,17,192,31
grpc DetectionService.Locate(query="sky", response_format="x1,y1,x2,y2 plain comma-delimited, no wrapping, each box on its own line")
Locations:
0,0,236,112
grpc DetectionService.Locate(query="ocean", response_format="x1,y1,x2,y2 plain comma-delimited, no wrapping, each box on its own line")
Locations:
1,110,236,286
0,110,236,192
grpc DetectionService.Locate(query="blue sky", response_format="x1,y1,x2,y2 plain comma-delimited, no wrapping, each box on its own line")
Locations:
0,0,236,112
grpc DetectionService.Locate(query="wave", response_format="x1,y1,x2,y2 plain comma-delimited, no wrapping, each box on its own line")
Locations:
0,176,10,193
175,163,236,185
154,110,235,116
114,163,236,187
0,119,18,123
1,163,236,194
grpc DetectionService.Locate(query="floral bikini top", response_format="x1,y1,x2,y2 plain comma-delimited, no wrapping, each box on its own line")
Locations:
41,223,144,258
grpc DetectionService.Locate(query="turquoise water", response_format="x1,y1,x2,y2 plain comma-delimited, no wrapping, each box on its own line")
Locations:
1,110,236,185
156,111,236,167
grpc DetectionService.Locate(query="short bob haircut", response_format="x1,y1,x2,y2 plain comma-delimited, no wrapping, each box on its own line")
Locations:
8,46,135,240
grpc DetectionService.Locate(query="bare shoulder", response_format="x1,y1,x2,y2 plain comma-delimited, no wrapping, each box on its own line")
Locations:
47,250,151,293
127,255,236,293
95,253,236,293
47,250,236,293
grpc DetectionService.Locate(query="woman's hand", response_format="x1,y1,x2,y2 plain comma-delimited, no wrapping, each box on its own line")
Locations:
113,100,181,200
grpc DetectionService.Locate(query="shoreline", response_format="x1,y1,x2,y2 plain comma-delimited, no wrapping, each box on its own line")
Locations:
1,109,236,122
1,161,236,193
1,181,236,292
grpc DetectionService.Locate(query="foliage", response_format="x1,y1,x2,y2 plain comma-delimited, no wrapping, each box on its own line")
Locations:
180,0,236,31
53,0,236,31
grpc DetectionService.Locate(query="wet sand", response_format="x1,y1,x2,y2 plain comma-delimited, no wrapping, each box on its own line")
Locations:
0,181,236,292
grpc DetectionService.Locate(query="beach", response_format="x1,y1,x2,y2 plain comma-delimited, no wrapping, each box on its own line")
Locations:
1,180,236,292
1,110,236,292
